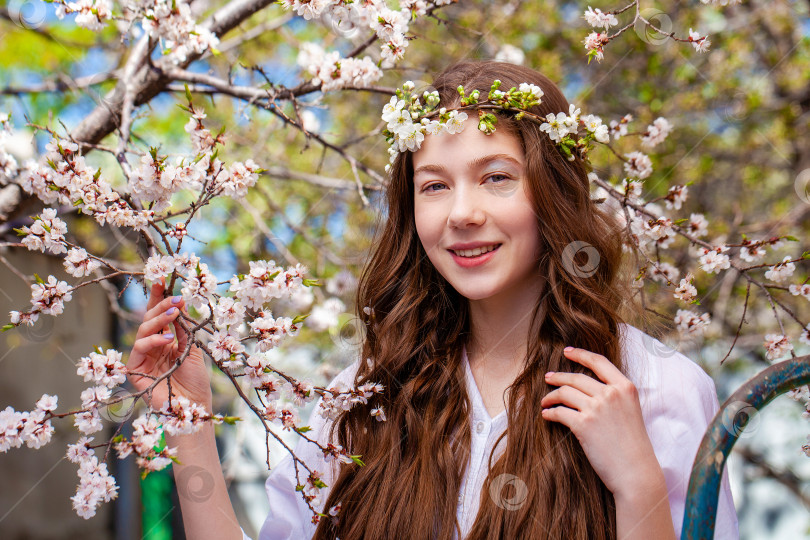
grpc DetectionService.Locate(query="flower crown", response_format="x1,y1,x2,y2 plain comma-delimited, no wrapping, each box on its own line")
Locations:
381,80,610,170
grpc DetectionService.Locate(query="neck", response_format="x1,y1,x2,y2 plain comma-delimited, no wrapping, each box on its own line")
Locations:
466,277,546,374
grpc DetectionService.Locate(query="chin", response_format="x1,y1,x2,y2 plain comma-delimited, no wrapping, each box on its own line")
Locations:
448,282,500,301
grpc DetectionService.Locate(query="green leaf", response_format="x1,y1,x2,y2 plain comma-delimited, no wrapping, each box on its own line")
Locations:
291,314,309,324
2,324,15,332
184,83,192,103
221,415,241,425
33,273,45,285
112,434,125,443
350,455,365,467
296,426,312,433
302,278,320,287
311,478,327,488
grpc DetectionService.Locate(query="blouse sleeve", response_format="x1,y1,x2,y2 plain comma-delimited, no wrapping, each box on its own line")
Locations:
242,360,362,540
626,325,739,540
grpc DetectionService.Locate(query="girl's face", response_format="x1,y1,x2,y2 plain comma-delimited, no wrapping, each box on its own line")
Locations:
412,116,544,302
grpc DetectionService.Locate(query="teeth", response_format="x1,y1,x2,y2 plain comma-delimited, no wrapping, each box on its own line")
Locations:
452,244,499,258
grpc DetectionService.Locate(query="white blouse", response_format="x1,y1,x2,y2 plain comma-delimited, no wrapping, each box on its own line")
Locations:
242,323,739,539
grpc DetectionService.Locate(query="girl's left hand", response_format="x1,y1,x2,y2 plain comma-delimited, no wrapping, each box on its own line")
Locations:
540,346,664,500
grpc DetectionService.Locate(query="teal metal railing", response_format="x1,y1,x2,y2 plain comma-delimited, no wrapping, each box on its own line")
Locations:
681,355,810,539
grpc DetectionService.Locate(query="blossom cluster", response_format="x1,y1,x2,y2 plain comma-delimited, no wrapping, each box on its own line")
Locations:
16,208,67,254
76,349,127,389
0,394,57,452
317,376,385,422
289,0,456,86
128,0,220,63
0,113,21,183
113,415,178,472
130,111,261,212
229,261,308,310
66,437,119,519
52,0,219,63
54,0,112,32
296,43,382,93
155,396,217,436
18,139,154,231
581,5,720,62
75,386,112,435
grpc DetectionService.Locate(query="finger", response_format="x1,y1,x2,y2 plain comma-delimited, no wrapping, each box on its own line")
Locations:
541,386,592,412
173,317,188,351
541,403,579,429
545,371,604,397
146,278,166,312
563,347,624,385
136,306,183,340
132,333,176,356
144,295,185,322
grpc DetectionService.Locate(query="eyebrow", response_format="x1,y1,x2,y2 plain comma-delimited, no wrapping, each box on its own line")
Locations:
412,153,523,177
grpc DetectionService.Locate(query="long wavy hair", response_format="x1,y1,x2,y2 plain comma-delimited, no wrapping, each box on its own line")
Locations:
314,60,638,540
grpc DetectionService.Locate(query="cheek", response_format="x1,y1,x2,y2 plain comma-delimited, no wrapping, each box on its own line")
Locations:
413,205,441,253
502,202,542,251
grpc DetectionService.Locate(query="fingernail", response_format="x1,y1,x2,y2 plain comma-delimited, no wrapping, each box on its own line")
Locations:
162,333,174,339
171,296,182,304
563,346,574,352
545,371,555,377
166,307,177,315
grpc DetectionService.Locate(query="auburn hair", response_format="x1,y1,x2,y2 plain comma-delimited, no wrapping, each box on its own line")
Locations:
314,60,639,539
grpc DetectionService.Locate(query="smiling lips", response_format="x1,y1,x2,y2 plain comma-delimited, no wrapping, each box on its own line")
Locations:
450,243,500,257
447,243,502,268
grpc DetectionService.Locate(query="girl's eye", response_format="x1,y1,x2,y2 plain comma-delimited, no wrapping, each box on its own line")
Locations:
423,183,446,192
486,174,510,183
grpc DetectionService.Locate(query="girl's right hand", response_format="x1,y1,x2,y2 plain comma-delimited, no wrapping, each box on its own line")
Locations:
126,278,213,411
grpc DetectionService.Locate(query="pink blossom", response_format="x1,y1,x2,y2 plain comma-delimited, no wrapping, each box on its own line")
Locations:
30,275,73,316
763,334,793,361
764,256,796,283
674,308,711,335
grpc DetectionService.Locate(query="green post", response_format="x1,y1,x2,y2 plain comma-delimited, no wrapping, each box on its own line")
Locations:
141,431,175,540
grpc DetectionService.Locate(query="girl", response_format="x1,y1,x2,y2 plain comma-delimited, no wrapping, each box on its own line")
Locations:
127,60,738,540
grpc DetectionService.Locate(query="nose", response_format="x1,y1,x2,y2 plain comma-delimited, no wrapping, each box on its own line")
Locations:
447,186,486,229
